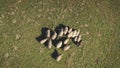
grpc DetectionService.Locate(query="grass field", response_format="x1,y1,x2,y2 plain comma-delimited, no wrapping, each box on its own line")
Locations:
0,0,120,68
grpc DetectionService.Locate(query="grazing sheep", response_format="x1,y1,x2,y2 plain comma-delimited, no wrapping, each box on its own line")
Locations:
48,39,52,49
63,45,70,51
56,41,62,48
58,29,63,37
74,36,77,42
56,54,63,62
51,31,57,40
67,31,73,38
76,30,80,36
40,38,47,44
72,30,77,37
63,38,69,44
68,28,72,33
77,35,82,42
63,26,68,35
46,29,50,38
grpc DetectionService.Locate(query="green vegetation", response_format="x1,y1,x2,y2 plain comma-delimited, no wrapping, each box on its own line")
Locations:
0,0,119,68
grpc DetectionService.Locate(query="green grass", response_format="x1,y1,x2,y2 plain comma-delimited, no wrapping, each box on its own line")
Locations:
0,0,120,68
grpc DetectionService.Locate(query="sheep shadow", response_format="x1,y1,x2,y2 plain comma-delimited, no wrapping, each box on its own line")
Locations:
51,49,59,59
54,24,66,34
36,27,50,47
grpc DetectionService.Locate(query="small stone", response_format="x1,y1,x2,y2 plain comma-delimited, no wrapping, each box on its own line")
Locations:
4,53,9,58
13,46,17,51
16,34,21,40
85,24,88,27
12,19,16,23
86,32,89,35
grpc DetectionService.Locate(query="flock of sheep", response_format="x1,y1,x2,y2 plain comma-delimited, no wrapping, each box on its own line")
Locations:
38,24,82,62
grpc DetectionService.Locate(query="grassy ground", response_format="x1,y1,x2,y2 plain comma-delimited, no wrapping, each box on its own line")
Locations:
0,0,120,68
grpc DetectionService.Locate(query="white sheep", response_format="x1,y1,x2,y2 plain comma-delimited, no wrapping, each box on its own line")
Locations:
48,39,52,49
63,45,70,51
56,41,62,48
58,29,63,37
63,26,68,35
77,35,82,42
76,30,80,36
56,54,63,62
74,36,77,42
72,30,77,37
68,28,72,33
67,31,73,38
40,38,47,44
46,29,50,38
51,31,57,40
63,38,69,44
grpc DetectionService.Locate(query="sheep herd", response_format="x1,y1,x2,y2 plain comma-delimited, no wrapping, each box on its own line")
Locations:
37,24,82,62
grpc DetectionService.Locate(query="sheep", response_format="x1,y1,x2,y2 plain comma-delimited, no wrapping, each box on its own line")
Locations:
72,30,77,37
76,30,80,36
40,38,47,44
68,28,72,33
56,54,63,62
63,38,69,44
67,31,73,38
48,39,52,49
74,36,77,42
51,31,57,40
63,45,70,51
77,35,82,42
63,26,68,35
58,28,63,37
46,29,50,38
56,41,62,48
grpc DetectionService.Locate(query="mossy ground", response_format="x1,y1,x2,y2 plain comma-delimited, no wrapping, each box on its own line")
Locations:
0,0,120,68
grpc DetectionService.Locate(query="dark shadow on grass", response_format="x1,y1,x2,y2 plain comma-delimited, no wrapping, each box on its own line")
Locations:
76,40,82,46
51,49,59,59
36,35,46,42
55,24,66,34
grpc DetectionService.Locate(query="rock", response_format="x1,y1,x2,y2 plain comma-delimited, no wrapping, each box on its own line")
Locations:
16,34,21,40
4,53,9,58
